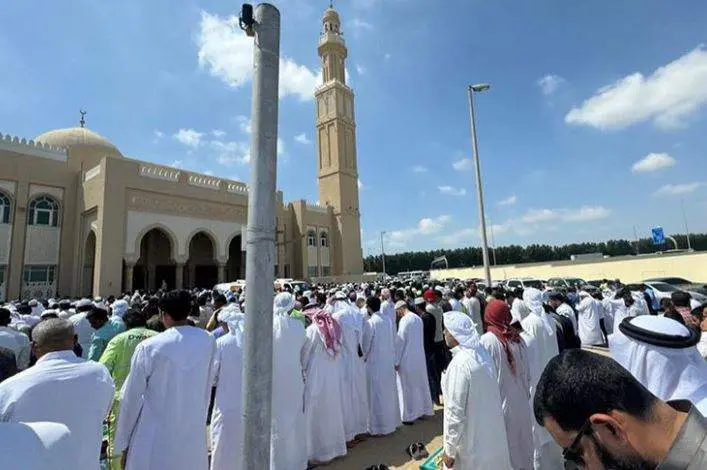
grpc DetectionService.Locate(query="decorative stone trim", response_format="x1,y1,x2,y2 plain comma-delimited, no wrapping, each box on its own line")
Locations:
0,132,68,161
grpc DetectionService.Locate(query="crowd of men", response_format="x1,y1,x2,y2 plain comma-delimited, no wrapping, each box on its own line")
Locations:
0,275,705,469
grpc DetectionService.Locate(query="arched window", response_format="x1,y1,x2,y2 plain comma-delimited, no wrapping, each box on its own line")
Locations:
307,230,317,247
320,231,329,248
0,192,11,224
28,196,59,227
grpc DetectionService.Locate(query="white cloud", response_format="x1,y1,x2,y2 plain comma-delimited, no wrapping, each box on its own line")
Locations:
386,215,452,249
631,152,677,173
197,11,320,101
236,116,252,134
452,158,474,171
563,205,612,222
169,160,183,169
438,185,467,197
358,179,364,190
173,128,203,148
355,64,366,76
211,129,225,137
537,74,565,95
294,132,311,144
211,139,250,166
349,18,373,33
565,45,707,130
384,53,392,61
498,195,517,206
418,215,452,235
437,228,477,247
411,165,428,173
654,182,702,196
520,208,559,224
154,130,164,139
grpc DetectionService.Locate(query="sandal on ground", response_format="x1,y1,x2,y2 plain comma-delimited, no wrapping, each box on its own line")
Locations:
416,442,429,459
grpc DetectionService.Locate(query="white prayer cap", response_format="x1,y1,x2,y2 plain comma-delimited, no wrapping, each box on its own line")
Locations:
443,311,495,378
334,291,347,300
610,315,707,414
40,309,58,318
273,292,296,316
219,303,245,337
578,290,592,298
414,297,425,306
303,290,312,299
435,286,444,294
356,293,366,301
28,299,38,307
76,299,92,308
394,300,407,310
111,300,130,318
381,288,391,298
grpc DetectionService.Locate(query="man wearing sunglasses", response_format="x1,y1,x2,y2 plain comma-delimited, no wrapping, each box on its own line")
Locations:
533,349,706,470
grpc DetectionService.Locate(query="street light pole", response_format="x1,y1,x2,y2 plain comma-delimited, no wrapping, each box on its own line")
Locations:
380,231,387,275
467,84,492,286
681,199,692,251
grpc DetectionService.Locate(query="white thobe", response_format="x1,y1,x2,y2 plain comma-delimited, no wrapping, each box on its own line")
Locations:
69,313,93,359
462,297,484,336
0,422,76,470
210,332,243,470
0,350,114,470
0,326,30,370
554,303,577,336
116,326,215,470
332,303,369,440
449,298,463,312
576,297,604,346
301,324,347,462
511,298,530,324
480,333,533,470
362,312,401,435
271,315,307,470
442,346,512,470
607,299,642,333
520,313,562,470
395,312,433,422
380,299,397,333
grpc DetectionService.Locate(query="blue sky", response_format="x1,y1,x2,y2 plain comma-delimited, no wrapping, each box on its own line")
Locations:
1,0,706,256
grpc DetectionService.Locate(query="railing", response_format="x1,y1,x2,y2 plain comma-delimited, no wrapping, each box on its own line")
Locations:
226,182,249,194
306,202,329,213
139,164,180,182
188,174,221,190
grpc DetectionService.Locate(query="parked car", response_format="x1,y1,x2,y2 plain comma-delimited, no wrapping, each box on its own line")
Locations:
505,278,544,290
643,277,707,297
547,277,588,289
642,281,707,306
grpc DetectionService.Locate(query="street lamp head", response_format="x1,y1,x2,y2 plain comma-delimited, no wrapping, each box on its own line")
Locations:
470,83,491,93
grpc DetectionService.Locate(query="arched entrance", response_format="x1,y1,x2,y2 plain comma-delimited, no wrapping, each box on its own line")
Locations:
227,235,245,281
134,228,175,292
82,231,96,296
187,232,218,288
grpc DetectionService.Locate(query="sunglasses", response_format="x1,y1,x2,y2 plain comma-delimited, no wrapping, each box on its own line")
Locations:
563,419,592,470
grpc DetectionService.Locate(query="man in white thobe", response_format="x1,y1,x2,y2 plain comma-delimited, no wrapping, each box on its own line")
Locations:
0,422,77,470
394,301,433,423
380,288,397,332
441,311,511,470
0,308,30,370
69,299,94,359
0,318,114,470
520,288,562,470
210,304,245,470
116,290,216,470
301,307,347,463
271,292,308,470
480,300,534,470
547,293,577,337
609,315,707,415
575,291,605,346
362,296,401,436
330,293,369,442
462,284,484,336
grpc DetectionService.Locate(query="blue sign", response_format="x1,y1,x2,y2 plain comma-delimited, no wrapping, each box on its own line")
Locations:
651,227,665,245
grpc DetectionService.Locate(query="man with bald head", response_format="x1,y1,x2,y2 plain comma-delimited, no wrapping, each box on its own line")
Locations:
0,318,114,470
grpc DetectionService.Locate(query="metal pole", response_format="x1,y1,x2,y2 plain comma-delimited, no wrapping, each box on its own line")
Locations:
467,86,492,286
681,199,692,250
380,231,387,275
490,223,497,266
242,4,279,470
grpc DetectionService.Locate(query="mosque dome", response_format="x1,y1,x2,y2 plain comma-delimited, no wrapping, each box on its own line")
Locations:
322,7,340,24
34,127,123,158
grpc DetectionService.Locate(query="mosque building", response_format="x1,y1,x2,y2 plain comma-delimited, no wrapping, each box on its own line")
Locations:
0,5,363,301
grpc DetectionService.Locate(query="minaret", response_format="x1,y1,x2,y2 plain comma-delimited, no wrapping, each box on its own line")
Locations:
315,5,363,275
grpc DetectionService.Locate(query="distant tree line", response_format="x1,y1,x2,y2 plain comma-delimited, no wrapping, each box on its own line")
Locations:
363,233,707,274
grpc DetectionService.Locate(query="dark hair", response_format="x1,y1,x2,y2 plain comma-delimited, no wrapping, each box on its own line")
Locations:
454,287,464,300
158,290,192,321
0,308,11,326
146,314,166,332
691,304,706,323
213,294,227,307
316,292,327,305
366,296,381,312
533,349,657,432
671,291,691,308
123,309,148,329
87,305,108,320
664,310,686,326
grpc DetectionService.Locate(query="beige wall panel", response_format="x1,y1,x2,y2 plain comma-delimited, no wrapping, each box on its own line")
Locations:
28,184,64,201
24,226,61,265
0,225,11,264
0,180,16,195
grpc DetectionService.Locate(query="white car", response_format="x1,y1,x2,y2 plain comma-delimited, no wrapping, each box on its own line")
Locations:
504,278,544,290
642,281,707,309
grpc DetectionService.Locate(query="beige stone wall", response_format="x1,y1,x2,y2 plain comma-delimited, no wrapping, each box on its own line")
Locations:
430,251,707,283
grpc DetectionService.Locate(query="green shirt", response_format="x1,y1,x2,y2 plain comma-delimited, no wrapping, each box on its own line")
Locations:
290,309,308,328
99,327,157,397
